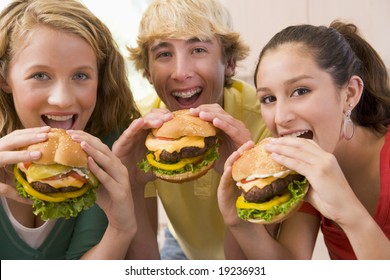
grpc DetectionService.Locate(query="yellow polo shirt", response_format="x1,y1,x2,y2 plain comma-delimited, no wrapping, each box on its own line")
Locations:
138,79,270,259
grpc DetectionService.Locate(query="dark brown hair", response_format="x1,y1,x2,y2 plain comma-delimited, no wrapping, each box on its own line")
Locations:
254,21,390,134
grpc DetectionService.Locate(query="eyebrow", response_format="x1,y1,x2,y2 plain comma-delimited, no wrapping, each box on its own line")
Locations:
150,41,170,53
150,37,212,53
26,64,97,72
284,74,313,85
256,74,314,93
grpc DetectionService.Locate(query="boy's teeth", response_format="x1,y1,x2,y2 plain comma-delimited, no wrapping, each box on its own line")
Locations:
172,88,201,98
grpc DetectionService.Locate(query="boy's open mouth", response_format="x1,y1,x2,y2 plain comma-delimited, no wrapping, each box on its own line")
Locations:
172,87,201,107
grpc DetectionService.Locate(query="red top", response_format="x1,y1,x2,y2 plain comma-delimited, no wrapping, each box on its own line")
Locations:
300,131,390,259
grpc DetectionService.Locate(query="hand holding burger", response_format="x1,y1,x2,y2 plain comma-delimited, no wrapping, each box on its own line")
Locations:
138,109,219,182
14,128,99,220
232,138,308,224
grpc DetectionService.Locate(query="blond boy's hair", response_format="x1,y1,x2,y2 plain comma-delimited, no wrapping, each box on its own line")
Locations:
128,0,249,87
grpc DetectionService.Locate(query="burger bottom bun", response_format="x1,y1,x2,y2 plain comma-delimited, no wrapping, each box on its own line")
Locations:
155,161,214,183
242,181,309,224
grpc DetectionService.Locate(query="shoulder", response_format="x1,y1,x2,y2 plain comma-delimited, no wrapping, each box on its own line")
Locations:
135,90,165,116
224,79,258,108
225,78,256,95
223,78,261,118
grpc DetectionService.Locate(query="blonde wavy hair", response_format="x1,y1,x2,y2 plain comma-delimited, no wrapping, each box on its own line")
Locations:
128,0,249,87
0,0,140,137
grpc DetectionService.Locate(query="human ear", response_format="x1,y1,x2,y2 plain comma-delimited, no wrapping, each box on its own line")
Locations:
0,79,12,94
224,58,236,76
144,69,153,85
345,75,364,109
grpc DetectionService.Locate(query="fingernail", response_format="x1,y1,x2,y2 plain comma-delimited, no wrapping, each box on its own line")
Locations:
70,135,80,141
30,151,41,160
36,133,48,140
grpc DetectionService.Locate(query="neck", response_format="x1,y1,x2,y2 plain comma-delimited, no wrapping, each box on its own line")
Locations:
334,126,384,183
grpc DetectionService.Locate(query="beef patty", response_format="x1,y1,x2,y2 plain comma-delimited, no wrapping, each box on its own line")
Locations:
242,174,305,203
159,136,217,163
31,181,81,193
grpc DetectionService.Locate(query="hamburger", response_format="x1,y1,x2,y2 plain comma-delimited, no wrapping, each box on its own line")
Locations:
138,109,219,183
14,128,99,220
232,138,309,224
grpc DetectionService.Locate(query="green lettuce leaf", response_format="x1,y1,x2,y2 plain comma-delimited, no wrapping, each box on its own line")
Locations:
15,179,98,221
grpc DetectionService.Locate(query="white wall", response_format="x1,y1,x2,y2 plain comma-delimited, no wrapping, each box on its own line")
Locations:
221,0,390,82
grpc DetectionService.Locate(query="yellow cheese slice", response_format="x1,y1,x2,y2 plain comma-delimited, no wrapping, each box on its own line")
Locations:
146,134,205,161
237,170,293,193
237,177,276,193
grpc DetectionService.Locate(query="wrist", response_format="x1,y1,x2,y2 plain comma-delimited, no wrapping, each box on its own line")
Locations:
106,221,137,246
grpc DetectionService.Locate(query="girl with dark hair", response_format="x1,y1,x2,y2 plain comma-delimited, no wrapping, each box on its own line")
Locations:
218,21,390,259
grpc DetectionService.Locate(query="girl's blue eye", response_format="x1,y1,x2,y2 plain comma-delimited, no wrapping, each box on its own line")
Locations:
74,73,88,80
33,73,49,80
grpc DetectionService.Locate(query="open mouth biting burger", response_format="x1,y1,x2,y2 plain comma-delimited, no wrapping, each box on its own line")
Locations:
138,109,219,183
232,138,308,224
14,128,99,220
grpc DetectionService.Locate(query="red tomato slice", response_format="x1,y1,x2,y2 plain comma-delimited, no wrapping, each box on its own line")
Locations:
68,171,88,183
156,136,175,141
240,178,257,184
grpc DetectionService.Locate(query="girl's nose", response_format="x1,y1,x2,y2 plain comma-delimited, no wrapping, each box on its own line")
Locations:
47,82,75,108
274,101,294,126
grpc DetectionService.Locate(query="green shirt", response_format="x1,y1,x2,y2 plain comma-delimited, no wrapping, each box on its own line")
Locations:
0,204,107,259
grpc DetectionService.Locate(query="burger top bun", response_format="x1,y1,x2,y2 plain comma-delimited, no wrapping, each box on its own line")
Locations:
151,109,216,139
26,128,88,168
232,137,290,182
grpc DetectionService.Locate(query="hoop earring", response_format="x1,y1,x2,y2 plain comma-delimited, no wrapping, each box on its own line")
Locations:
343,107,355,140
